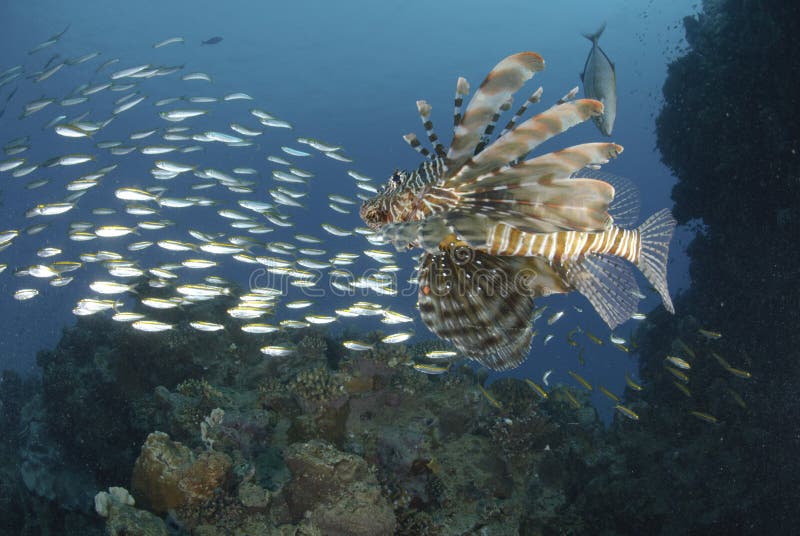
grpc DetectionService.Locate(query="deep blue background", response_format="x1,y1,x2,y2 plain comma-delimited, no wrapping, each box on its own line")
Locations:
0,0,697,418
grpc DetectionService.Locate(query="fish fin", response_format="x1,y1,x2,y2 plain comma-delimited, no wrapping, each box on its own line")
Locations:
563,254,640,329
445,99,604,187
474,96,514,156
583,22,607,44
498,86,542,138
403,132,431,158
445,52,545,177
379,218,453,253
452,76,470,129
417,245,539,371
636,208,676,313
416,100,447,158
441,143,621,239
570,167,640,228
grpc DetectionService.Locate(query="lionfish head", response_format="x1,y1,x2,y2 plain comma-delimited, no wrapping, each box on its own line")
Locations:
359,169,408,230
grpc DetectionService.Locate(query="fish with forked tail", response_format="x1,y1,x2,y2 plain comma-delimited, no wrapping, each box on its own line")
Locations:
581,23,617,136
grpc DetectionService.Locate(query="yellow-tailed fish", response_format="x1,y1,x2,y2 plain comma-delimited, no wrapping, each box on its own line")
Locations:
478,385,502,409
689,411,719,424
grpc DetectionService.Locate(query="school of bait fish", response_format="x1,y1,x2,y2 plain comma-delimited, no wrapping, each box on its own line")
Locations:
0,28,683,412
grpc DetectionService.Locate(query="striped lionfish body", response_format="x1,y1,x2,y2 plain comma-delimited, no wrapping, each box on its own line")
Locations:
360,52,675,370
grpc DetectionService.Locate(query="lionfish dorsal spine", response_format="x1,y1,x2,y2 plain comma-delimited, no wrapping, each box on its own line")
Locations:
445,52,545,178
474,96,514,156
448,99,604,186
556,86,580,105
416,100,447,158
499,86,542,138
453,76,470,128
402,132,431,158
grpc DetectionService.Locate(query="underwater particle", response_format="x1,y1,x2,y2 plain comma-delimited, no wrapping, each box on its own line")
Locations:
614,404,640,421
689,410,719,424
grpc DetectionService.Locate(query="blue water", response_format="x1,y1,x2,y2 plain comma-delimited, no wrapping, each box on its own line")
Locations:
0,0,697,418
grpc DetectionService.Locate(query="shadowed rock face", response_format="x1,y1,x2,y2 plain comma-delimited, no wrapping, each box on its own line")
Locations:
647,0,800,532
283,440,396,536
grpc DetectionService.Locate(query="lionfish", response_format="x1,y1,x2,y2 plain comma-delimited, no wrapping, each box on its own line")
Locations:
360,52,675,371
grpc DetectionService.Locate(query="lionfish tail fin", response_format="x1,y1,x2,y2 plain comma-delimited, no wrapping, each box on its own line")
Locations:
564,254,640,329
636,208,676,313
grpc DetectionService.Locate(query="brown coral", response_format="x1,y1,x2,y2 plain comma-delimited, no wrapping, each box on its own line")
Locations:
131,431,232,515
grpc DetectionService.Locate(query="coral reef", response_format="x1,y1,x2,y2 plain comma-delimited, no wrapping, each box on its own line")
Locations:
282,440,397,535
131,431,233,516
5,4,800,525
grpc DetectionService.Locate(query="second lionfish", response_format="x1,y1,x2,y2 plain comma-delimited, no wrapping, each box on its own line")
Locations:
360,52,675,371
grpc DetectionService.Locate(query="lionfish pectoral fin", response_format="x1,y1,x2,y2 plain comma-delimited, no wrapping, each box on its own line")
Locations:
564,254,640,329
518,257,573,297
571,167,640,228
636,208,676,313
380,218,454,253
417,245,537,371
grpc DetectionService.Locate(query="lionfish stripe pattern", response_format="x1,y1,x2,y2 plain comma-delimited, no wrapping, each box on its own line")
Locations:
417,239,569,371
360,51,676,369
445,52,545,174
